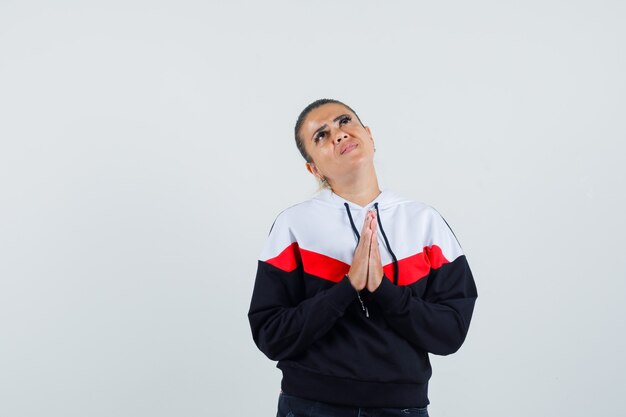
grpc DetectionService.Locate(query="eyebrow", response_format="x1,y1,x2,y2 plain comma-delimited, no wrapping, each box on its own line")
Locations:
311,114,351,141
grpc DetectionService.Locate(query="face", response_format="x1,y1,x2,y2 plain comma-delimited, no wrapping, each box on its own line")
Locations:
299,103,375,184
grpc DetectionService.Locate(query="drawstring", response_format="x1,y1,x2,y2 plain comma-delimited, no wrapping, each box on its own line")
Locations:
344,203,361,242
374,203,400,285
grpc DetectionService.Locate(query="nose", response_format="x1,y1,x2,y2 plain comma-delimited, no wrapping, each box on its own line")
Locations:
335,131,348,144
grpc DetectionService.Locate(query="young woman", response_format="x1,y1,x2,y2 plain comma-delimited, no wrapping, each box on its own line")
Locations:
248,99,478,417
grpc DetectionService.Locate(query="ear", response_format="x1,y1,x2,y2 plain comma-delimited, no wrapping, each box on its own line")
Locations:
365,125,375,145
305,162,322,179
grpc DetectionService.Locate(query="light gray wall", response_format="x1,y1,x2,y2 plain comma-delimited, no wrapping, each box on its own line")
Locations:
1,1,624,416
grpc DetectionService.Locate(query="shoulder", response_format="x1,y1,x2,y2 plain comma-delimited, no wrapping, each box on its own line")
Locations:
382,191,441,223
259,195,324,263
402,198,458,239
384,191,463,257
268,196,320,234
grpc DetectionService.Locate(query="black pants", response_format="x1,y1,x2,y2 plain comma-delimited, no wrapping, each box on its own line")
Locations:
277,393,429,417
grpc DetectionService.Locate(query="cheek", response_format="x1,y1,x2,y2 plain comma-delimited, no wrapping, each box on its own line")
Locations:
356,125,370,135
303,140,321,160
313,146,335,167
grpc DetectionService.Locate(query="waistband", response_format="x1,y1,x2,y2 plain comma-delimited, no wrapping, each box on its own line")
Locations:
279,364,429,408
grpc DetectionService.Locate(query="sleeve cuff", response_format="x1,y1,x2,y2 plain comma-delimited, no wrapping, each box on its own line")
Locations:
370,275,406,313
325,275,357,314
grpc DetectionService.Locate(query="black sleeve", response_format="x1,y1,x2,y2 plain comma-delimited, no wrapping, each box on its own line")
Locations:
248,261,356,361
371,256,477,355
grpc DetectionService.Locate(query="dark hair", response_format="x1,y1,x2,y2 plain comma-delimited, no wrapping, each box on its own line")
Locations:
294,98,364,162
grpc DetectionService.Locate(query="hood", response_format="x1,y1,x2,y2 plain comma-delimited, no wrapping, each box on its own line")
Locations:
312,188,410,211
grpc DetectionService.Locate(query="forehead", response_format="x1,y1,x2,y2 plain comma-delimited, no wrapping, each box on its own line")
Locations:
301,103,354,134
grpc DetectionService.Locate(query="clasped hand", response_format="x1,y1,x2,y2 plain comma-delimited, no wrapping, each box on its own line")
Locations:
347,209,384,292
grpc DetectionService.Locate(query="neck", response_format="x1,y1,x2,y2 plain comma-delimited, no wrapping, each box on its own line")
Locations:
328,165,381,207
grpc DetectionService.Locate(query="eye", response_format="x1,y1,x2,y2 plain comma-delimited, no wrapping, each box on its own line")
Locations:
339,115,352,125
314,131,327,143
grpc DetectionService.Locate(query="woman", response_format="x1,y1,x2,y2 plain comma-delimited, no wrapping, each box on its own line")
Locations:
248,99,478,416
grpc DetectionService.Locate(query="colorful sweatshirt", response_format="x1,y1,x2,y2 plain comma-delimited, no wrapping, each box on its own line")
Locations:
248,189,477,408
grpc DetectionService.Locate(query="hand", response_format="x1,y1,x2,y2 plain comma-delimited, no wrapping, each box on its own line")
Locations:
347,210,376,291
367,210,384,293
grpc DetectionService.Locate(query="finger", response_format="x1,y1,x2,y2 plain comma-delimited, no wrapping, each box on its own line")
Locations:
363,226,373,249
369,225,379,258
355,231,371,263
362,213,376,241
368,211,375,235
368,210,376,226
360,212,372,236
370,211,378,233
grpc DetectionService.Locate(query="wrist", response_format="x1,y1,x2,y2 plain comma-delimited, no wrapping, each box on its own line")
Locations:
346,274,366,291
367,274,383,292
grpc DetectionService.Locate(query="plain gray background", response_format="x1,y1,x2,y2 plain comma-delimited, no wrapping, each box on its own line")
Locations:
1,1,624,416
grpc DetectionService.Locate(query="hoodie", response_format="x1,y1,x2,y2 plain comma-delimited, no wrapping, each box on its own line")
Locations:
248,189,477,408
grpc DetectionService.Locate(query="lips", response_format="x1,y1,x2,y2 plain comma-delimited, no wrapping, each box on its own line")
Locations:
340,142,358,155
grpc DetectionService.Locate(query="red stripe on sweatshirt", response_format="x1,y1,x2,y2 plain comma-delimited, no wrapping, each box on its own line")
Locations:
267,244,449,285
383,245,450,286
425,244,448,270
265,242,301,272
300,248,350,283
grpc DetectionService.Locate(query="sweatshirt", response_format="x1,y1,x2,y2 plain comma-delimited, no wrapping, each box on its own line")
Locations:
248,189,477,408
